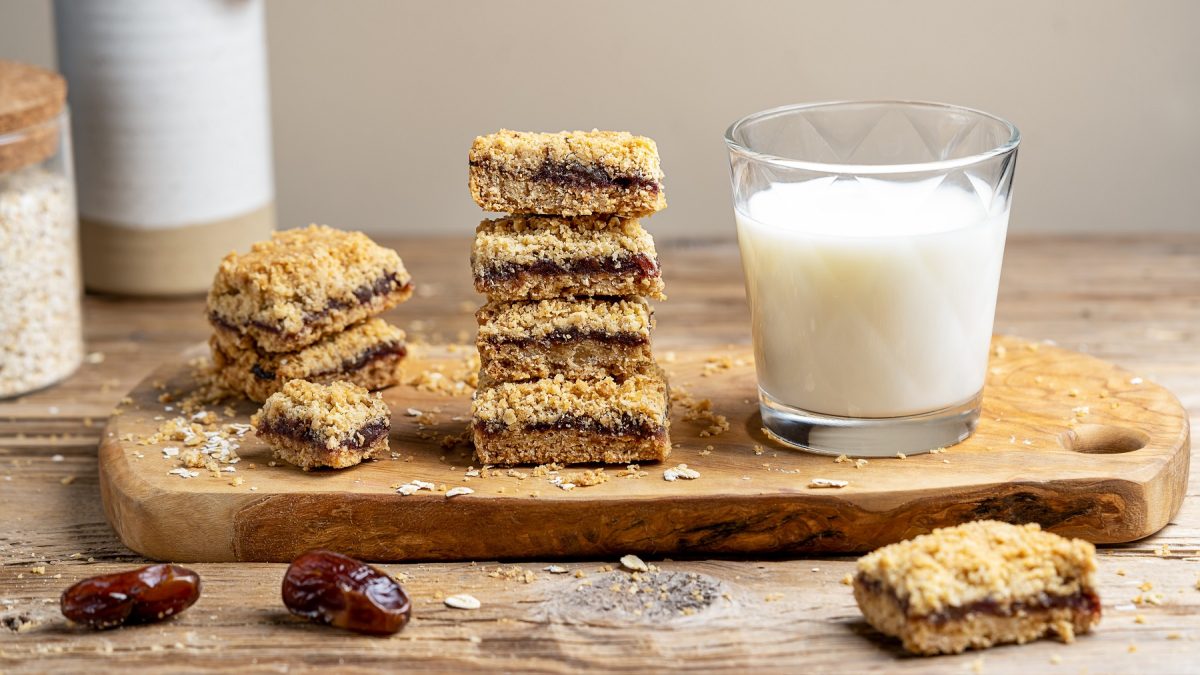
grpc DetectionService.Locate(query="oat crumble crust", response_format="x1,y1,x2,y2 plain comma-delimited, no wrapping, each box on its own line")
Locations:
472,215,664,300
476,298,655,381
856,520,1097,616
478,338,654,382
211,318,406,402
476,297,652,342
853,520,1100,655
469,129,667,217
471,369,671,465
207,225,414,353
252,379,391,469
473,369,668,431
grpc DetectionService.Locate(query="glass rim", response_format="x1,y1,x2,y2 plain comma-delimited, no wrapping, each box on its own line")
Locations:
724,100,1020,175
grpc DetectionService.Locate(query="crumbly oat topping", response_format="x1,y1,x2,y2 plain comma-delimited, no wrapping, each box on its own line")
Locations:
856,521,1098,617
216,318,404,374
252,379,390,450
472,370,668,431
212,318,406,400
476,297,652,342
207,225,412,350
470,130,664,185
472,215,656,273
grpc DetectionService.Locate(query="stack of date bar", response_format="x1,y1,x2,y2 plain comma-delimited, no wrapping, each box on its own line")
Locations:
467,130,672,466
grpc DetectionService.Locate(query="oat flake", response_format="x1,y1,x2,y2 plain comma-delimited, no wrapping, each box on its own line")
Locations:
444,594,481,610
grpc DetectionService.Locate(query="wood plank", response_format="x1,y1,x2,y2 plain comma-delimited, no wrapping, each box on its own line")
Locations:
1,555,1198,672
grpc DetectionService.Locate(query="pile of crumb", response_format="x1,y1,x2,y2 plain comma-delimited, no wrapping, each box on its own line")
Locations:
670,386,729,437
405,347,480,395
542,570,725,622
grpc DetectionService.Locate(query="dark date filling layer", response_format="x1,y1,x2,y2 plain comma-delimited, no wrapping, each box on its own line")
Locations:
476,413,664,439
857,576,1102,626
257,417,390,452
248,342,407,382
471,159,662,194
483,329,647,348
478,254,659,284
209,273,412,338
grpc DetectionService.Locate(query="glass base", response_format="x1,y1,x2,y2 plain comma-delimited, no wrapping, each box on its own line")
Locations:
759,390,982,458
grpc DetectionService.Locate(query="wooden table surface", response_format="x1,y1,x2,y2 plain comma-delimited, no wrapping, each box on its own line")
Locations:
2,235,1197,673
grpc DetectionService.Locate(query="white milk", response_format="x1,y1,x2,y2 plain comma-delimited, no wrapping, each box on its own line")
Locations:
736,177,1008,418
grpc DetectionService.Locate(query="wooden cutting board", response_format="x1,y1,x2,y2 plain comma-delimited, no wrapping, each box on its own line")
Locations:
98,336,1189,563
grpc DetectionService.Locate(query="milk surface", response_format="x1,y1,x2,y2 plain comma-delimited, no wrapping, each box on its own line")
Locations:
736,177,1008,418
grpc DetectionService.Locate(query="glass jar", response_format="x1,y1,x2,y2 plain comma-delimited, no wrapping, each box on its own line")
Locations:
0,60,83,397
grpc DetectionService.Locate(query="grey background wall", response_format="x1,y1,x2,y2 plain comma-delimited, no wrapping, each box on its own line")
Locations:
3,0,1198,237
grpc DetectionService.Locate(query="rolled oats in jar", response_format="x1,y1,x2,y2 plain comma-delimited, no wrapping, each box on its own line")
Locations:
0,60,82,397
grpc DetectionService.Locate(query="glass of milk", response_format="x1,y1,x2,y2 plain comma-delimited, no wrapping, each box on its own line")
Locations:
725,101,1019,456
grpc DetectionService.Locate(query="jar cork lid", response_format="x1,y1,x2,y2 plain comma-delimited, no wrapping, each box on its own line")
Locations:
0,60,67,174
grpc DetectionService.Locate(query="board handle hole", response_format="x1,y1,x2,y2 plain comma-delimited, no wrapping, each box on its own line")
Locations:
1060,424,1150,454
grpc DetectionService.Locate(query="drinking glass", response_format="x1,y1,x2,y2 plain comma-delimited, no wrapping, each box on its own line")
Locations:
725,101,1019,456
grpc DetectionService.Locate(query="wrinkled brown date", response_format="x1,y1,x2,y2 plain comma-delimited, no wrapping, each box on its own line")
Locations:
60,564,201,629
282,550,411,635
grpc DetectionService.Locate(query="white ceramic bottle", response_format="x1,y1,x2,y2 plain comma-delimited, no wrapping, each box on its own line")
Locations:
55,0,276,295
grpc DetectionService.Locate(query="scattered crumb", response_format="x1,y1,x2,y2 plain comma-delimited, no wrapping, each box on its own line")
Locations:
671,387,730,437
444,594,481,610
808,478,848,489
620,555,649,573
558,468,609,488
663,464,700,481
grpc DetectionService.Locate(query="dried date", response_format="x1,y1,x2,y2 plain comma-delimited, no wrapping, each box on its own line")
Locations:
282,550,411,635
60,564,201,629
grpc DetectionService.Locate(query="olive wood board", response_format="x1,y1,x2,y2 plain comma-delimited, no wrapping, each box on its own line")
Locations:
98,336,1190,563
